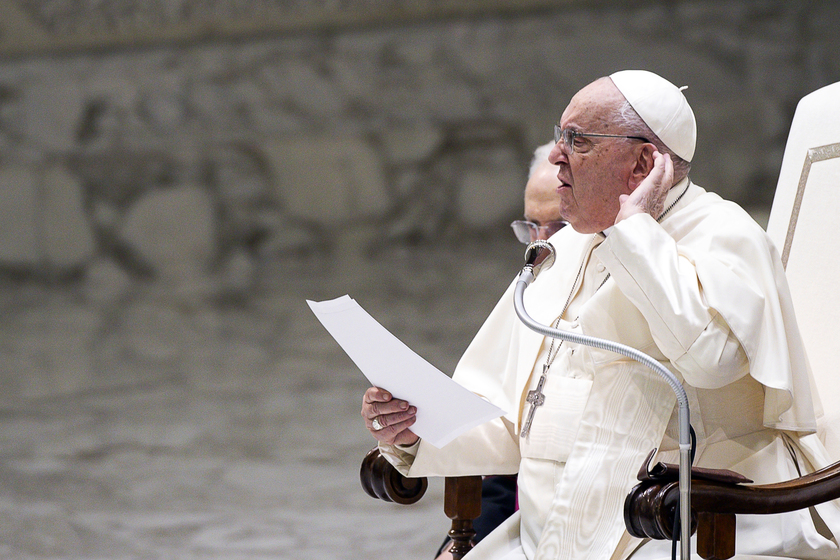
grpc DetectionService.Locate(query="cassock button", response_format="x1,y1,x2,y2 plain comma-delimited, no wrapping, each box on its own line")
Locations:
570,321,579,329
596,263,606,273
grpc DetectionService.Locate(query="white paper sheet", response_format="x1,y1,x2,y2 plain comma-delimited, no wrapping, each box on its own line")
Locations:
307,295,505,448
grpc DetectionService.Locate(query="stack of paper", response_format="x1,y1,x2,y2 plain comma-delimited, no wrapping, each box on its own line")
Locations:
307,295,505,448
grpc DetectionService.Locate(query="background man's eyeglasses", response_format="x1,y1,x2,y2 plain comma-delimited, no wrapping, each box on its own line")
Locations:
554,125,649,153
510,220,568,244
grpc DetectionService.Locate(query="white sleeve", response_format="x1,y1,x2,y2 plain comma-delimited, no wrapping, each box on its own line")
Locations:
595,213,750,389
382,416,520,478
378,440,421,476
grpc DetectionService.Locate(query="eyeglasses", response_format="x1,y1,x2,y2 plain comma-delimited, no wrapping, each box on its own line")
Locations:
510,220,568,244
554,125,649,154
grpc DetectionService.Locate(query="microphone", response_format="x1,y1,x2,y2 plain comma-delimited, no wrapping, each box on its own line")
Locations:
522,239,556,275
518,240,556,289
514,240,694,560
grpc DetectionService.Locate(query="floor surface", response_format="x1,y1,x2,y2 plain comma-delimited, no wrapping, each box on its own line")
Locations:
0,237,523,560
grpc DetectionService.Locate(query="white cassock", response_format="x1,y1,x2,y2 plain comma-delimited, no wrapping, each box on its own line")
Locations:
380,179,840,560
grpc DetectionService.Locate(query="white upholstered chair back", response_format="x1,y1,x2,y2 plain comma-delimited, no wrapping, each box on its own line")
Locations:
765,80,840,459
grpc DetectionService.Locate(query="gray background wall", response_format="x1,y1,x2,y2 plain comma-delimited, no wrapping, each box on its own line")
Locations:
2,0,839,284
0,1,838,558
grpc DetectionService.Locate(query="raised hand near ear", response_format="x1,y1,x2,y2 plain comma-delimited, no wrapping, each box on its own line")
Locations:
615,151,674,225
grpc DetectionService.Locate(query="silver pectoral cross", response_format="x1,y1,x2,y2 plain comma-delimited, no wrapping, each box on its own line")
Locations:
520,367,548,438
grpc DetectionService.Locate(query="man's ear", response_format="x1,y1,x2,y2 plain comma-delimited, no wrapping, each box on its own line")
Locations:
628,144,656,190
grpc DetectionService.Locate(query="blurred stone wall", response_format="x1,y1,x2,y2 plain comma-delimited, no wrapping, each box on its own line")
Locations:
0,0,838,290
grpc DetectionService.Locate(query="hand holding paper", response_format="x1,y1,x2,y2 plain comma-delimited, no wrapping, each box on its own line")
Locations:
307,295,505,448
361,386,420,447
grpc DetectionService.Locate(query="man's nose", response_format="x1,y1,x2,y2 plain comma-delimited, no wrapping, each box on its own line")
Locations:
548,141,569,164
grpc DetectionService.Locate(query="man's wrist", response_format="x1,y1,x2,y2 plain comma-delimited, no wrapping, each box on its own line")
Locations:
395,439,421,453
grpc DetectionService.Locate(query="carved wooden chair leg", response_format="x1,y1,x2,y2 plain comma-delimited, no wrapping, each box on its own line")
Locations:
696,512,736,560
444,476,483,560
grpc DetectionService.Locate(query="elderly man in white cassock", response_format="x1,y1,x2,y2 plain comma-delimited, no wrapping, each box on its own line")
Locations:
361,70,840,560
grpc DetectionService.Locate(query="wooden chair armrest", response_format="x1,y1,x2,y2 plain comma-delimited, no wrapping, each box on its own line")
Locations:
360,447,428,504
625,459,840,560
360,447,482,559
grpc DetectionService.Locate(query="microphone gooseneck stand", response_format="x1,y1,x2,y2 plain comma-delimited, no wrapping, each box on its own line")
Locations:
514,240,692,560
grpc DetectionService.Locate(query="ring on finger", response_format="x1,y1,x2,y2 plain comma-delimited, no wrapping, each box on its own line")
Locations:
371,416,384,431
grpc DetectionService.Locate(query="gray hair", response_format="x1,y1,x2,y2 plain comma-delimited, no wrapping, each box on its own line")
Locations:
615,100,692,181
528,141,556,179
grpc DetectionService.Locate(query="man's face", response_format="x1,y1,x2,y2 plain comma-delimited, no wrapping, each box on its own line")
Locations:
524,159,564,241
548,79,637,234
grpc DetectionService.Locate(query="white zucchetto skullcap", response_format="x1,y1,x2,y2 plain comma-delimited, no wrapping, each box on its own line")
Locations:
609,70,697,162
